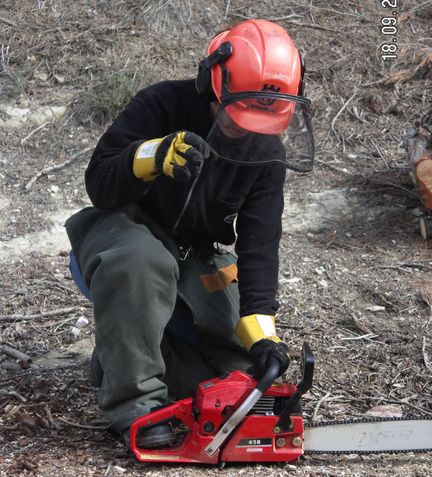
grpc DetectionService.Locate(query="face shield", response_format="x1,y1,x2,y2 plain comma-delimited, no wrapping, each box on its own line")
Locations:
206,91,314,173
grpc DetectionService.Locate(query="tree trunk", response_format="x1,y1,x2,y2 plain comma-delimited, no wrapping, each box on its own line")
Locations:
403,112,432,238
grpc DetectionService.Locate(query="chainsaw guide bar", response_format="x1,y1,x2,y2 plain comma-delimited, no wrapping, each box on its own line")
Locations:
304,417,432,455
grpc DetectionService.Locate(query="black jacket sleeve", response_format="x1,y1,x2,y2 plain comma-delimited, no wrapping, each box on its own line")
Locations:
85,87,169,210
235,164,286,317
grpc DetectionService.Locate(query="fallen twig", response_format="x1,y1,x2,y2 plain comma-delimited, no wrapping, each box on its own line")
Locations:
340,333,379,341
314,159,354,176
224,0,231,18
0,16,19,28
409,0,432,13
395,261,432,269
373,262,432,272
0,389,27,402
228,12,301,22
379,396,432,417
363,178,415,194
331,89,357,140
350,313,373,335
25,146,93,190
278,19,339,33
57,416,110,430
227,13,338,32
20,122,49,145
312,393,345,420
0,306,81,322
348,394,432,416
0,345,32,365
43,403,61,430
422,336,432,372
312,392,331,420
373,265,414,274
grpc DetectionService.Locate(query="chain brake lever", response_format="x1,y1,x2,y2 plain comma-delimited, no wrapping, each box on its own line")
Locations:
276,342,314,432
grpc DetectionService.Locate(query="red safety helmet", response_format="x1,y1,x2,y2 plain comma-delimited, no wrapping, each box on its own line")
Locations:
207,19,303,135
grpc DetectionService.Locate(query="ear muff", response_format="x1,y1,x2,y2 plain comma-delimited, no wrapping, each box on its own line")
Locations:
195,59,213,99
195,42,233,100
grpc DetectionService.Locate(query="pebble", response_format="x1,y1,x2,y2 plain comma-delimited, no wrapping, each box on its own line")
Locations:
70,326,81,338
75,316,89,328
366,305,385,312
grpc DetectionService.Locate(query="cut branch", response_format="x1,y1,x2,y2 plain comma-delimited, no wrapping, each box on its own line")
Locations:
0,306,81,322
25,146,93,190
0,345,32,366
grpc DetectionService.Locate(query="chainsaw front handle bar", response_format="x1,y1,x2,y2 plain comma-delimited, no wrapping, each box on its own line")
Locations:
277,342,315,432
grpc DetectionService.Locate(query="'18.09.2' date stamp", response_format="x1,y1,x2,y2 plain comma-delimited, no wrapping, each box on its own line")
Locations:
380,0,398,61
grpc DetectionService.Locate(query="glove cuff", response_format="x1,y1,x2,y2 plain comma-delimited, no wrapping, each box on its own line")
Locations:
235,314,280,351
132,139,163,181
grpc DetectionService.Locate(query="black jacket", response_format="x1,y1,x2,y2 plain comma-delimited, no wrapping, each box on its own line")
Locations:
85,79,286,316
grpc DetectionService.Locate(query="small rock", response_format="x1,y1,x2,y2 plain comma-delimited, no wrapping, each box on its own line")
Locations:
5,106,30,117
50,185,60,194
70,326,81,338
365,404,403,418
53,74,65,84
366,305,386,312
318,279,328,288
34,71,49,81
75,317,89,329
112,466,126,474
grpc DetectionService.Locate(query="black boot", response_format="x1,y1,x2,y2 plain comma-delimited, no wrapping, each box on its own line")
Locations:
123,423,176,449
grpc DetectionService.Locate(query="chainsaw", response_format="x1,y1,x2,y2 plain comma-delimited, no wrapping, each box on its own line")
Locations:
130,343,432,466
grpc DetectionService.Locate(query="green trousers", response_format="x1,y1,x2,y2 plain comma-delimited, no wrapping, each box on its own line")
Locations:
65,204,252,433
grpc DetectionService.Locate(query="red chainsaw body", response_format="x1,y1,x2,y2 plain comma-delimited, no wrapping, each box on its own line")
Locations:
130,370,304,464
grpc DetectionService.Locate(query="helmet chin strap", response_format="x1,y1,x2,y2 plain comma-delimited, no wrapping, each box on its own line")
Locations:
209,101,219,119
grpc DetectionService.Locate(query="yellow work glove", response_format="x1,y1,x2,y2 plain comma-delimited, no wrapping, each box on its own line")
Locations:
235,314,290,378
133,131,212,182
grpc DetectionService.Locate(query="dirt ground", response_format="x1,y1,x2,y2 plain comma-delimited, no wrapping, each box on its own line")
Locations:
1,1,432,476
